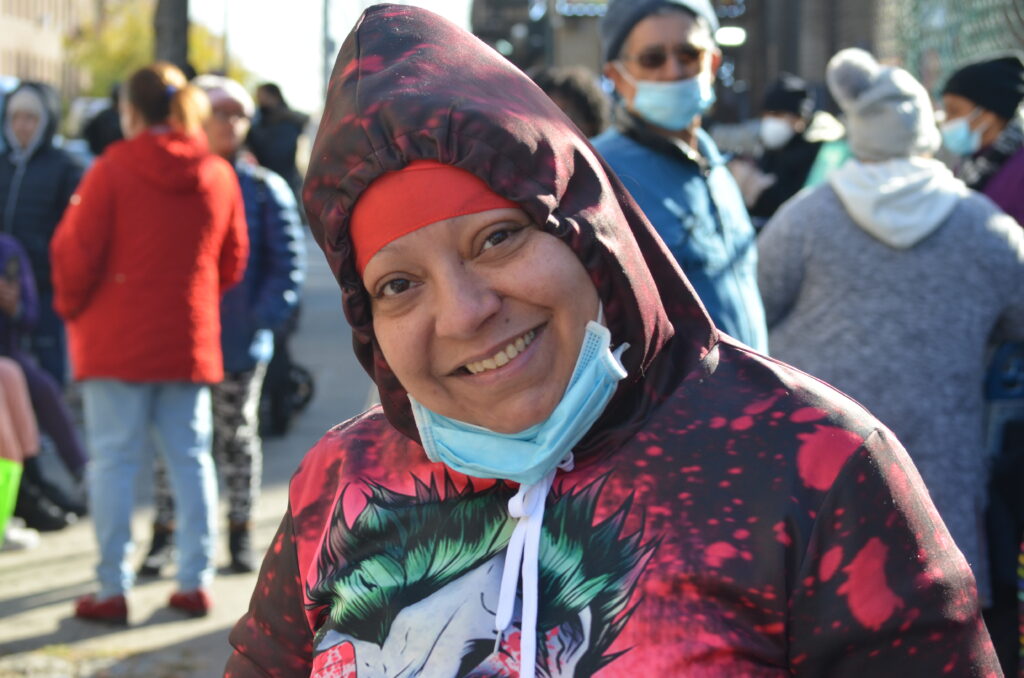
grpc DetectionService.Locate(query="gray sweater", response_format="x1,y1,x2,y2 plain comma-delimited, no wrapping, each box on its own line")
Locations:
758,179,1024,604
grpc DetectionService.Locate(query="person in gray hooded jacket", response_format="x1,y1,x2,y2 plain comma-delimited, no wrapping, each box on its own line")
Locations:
0,81,84,384
757,48,1024,612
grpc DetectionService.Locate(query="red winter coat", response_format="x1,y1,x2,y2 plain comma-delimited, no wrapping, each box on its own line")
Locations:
51,129,248,383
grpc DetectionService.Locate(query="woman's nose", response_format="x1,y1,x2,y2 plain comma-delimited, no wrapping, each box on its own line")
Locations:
432,263,502,339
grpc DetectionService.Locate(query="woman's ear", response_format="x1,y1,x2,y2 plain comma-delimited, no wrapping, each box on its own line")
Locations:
709,48,724,78
604,62,633,103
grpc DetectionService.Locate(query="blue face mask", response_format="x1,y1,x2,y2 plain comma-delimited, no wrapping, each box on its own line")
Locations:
615,63,716,132
409,319,629,486
940,108,987,156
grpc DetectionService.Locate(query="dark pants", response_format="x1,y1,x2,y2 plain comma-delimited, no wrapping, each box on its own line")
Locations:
10,350,87,476
27,293,67,385
983,414,1024,678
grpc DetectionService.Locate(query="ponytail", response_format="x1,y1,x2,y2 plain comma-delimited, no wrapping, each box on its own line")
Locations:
168,82,209,135
124,62,210,135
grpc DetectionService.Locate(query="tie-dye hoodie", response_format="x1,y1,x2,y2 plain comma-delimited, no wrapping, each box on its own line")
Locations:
225,5,1000,677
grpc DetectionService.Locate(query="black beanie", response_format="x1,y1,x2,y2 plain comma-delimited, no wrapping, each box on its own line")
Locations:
762,73,813,119
942,52,1024,120
600,0,719,64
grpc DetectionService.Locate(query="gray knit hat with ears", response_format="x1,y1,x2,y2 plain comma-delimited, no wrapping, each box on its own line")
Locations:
826,48,940,162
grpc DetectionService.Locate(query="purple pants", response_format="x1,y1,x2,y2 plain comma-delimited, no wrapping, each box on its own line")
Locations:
10,351,88,476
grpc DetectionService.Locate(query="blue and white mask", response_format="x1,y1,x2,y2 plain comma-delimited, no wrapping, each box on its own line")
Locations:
940,108,988,157
409,313,628,486
615,63,716,132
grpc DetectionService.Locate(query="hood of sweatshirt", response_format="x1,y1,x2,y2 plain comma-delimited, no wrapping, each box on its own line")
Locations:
105,127,210,193
303,4,717,455
828,156,969,248
2,81,59,162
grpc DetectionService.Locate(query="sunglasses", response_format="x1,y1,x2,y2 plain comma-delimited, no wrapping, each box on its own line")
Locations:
622,44,705,70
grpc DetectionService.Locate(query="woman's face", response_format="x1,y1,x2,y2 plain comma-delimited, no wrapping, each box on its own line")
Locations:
364,208,600,434
204,100,250,158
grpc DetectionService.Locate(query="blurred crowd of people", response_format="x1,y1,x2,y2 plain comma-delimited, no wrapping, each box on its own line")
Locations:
0,64,306,622
0,0,1021,673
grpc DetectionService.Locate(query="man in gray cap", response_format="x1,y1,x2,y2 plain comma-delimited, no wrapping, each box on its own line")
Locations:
592,0,766,353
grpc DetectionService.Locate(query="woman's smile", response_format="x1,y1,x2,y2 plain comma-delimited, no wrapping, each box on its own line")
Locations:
459,326,539,376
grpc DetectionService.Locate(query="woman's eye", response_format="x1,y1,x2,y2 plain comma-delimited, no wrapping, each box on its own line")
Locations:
482,225,528,252
378,278,411,297
481,229,511,252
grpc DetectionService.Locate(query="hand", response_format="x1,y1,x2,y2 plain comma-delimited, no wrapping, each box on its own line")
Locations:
0,279,20,317
727,159,777,208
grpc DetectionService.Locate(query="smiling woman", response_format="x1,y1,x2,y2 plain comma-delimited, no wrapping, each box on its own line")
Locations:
356,164,600,434
225,4,1000,678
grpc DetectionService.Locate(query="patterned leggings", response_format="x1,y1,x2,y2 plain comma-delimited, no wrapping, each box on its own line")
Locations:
153,365,266,527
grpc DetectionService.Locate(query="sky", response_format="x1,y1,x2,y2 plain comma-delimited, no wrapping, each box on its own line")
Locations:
189,0,472,115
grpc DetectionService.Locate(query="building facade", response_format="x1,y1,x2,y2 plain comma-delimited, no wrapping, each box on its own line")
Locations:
0,0,90,99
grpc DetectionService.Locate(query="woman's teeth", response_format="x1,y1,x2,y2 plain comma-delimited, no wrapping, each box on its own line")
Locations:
465,330,536,375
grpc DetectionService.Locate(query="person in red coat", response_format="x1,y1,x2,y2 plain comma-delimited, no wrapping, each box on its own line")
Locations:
50,62,248,624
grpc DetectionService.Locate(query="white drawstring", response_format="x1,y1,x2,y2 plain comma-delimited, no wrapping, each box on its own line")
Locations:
493,453,574,677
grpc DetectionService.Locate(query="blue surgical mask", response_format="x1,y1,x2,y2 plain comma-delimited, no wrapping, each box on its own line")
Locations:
615,63,716,132
409,319,629,486
940,108,987,156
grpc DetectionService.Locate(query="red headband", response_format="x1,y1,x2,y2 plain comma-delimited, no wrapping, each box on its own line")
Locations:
350,160,520,275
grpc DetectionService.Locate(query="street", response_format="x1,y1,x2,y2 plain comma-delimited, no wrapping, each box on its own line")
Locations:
0,235,371,677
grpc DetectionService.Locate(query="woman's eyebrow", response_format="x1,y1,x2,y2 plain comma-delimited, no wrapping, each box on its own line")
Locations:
370,237,413,260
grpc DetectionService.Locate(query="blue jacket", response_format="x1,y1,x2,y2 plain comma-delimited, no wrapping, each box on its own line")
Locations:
1,82,83,296
592,112,767,352
221,159,305,373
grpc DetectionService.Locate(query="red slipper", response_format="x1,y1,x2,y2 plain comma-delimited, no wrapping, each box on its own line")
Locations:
74,594,128,625
168,588,212,617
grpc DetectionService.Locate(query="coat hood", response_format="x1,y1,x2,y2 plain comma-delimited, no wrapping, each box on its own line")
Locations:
106,128,210,193
304,4,717,450
828,157,969,248
2,81,59,161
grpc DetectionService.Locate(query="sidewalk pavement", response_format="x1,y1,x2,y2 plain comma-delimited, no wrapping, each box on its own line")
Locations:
0,243,372,677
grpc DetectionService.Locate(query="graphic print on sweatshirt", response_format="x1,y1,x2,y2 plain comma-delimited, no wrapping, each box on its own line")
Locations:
305,475,656,678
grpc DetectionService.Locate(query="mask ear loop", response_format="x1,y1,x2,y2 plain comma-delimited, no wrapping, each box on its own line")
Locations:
968,108,992,139
612,61,637,87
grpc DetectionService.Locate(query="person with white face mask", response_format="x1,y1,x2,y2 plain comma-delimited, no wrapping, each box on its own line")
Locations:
592,0,767,354
752,75,832,218
729,73,839,223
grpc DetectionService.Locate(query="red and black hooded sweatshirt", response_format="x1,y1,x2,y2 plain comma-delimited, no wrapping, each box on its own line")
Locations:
226,6,999,677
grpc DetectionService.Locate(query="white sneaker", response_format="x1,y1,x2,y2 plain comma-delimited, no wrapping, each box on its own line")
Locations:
2,522,41,551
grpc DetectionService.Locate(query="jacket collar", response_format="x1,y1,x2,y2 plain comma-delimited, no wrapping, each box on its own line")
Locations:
613,105,721,175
